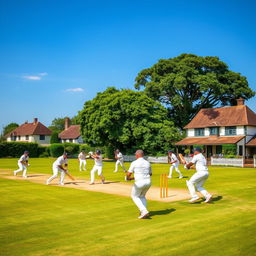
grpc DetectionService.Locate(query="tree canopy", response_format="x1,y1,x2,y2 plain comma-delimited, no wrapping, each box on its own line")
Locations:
48,116,78,132
135,53,255,128
79,87,181,154
3,123,19,135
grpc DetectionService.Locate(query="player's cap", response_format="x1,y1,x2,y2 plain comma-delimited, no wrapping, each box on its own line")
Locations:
63,152,69,156
193,147,202,152
96,150,101,154
24,151,29,154
168,150,173,153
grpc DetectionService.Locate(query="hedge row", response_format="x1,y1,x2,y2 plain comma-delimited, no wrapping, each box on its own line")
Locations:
0,142,40,157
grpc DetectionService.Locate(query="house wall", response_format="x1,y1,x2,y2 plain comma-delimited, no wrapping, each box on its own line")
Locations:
6,135,51,145
237,126,245,135
187,129,194,137
205,128,210,136
219,127,225,136
61,136,84,144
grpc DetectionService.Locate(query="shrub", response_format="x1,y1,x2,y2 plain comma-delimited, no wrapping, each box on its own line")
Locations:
0,142,39,157
49,144,65,157
39,152,49,158
63,143,79,155
50,131,60,144
38,146,48,156
222,144,237,155
79,144,96,153
184,149,190,156
104,145,115,159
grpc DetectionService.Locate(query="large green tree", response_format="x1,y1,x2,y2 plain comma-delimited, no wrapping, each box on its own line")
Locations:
79,87,181,154
48,116,78,132
135,53,255,128
3,123,19,135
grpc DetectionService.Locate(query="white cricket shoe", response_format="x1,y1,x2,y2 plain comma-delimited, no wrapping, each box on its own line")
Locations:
59,183,64,186
46,181,50,185
23,175,27,178
204,194,212,203
179,176,183,179
189,196,200,203
113,170,117,173
167,176,172,179
89,182,94,185
13,171,17,176
138,210,149,219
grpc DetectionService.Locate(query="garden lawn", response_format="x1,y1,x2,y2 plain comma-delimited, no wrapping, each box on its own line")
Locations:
0,158,255,256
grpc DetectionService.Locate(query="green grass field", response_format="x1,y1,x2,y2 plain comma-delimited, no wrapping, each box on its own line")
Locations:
0,158,255,256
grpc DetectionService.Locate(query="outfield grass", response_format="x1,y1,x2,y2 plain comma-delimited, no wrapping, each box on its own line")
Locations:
0,158,255,256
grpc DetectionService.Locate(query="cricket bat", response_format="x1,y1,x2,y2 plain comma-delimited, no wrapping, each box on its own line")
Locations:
178,153,187,164
65,170,75,181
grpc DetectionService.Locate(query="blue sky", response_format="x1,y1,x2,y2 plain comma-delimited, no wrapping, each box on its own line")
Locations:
0,0,255,131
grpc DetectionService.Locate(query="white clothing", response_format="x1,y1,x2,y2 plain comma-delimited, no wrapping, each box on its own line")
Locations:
90,165,103,183
79,159,87,171
187,153,210,199
128,157,152,213
191,153,208,172
78,152,86,160
47,165,66,185
94,155,103,166
116,152,123,161
114,152,126,172
169,153,179,167
128,157,152,181
53,156,68,168
169,165,183,178
14,162,27,177
18,154,29,163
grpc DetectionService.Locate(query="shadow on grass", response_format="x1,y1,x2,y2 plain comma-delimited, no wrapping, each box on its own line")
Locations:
27,175,45,178
149,208,176,217
209,195,223,204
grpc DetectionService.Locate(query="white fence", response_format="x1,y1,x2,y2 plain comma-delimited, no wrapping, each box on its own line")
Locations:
123,155,168,163
211,157,244,167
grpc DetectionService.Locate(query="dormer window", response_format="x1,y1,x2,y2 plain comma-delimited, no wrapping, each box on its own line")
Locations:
195,128,205,136
209,127,219,135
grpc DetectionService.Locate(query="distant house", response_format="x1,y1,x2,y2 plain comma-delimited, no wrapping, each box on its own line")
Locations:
59,118,84,144
6,118,52,145
176,98,256,157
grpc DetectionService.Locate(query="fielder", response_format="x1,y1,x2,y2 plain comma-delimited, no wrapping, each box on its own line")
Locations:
185,147,212,203
78,150,87,171
126,150,152,219
46,152,69,186
167,150,183,179
90,150,105,185
13,151,30,178
113,149,126,173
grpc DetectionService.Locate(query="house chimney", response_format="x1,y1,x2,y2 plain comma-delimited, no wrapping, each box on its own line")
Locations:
237,98,245,106
65,117,71,130
33,118,38,124
25,120,28,124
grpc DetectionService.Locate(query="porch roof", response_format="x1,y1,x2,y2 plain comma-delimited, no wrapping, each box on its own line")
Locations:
246,137,256,146
175,136,245,146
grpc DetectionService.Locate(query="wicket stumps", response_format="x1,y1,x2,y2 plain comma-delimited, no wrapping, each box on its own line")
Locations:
160,174,168,198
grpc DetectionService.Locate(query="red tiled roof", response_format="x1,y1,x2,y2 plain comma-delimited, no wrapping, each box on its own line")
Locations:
184,105,256,129
6,122,52,136
175,136,244,145
59,125,81,139
246,137,256,146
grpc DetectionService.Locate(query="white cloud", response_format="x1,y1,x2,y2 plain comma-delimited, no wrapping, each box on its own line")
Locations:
23,75,42,80
38,72,48,76
65,88,84,92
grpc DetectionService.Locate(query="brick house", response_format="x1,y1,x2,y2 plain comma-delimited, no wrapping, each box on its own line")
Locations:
59,118,84,144
176,98,256,158
6,118,52,145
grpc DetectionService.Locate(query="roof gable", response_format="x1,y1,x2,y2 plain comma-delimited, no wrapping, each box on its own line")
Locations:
184,105,256,129
7,122,52,136
59,125,81,139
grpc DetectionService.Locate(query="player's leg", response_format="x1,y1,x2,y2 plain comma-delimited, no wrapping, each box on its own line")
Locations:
59,170,65,185
195,173,212,202
46,166,58,184
139,181,151,209
120,160,126,172
90,166,97,184
97,166,105,184
14,162,24,175
186,172,202,202
168,165,174,178
114,160,119,172
79,160,83,171
22,165,27,178
175,165,183,179
83,160,87,171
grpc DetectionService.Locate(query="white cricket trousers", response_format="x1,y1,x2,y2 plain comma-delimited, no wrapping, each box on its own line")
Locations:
115,160,126,172
131,179,151,213
186,171,210,199
79,159,87,170
169,164,183,177
90,165,103,183
14,162,27,177
47,166,65,184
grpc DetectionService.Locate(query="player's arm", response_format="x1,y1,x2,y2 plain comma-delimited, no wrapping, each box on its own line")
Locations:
185,162,194,169
126,163,135,180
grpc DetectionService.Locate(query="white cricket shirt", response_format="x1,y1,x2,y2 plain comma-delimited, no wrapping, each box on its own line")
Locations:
191,153,208,172
53,156,68,168
128,157,152,181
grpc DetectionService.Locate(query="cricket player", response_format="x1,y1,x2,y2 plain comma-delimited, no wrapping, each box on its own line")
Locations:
13,151,30,178
113,149,126,173
185,147,212,203
90,150,105,185
46,152,69,186
167,150,183,179
78,150,87,171
126,150,152,219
